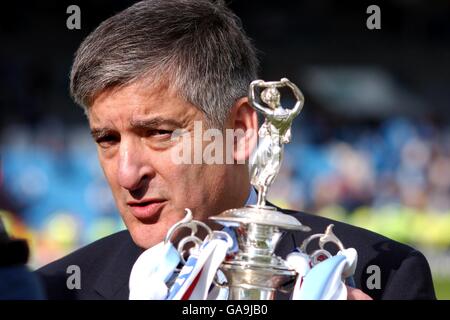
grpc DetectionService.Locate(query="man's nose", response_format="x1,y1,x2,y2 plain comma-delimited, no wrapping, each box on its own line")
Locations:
117,139,154,191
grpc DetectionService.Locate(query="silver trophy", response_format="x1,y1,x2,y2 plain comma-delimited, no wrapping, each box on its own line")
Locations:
208,78,311,299
165,79,347,300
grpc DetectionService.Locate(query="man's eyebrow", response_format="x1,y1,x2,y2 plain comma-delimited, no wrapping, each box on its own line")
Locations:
90,118,183,139
90,128,113,140
129,117,183,129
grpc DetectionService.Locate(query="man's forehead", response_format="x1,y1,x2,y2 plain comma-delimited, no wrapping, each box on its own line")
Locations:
90,80,170,110
87,81,202,128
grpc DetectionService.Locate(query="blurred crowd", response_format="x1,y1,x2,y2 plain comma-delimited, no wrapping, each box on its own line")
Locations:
272,116,450,214
1,115,450,267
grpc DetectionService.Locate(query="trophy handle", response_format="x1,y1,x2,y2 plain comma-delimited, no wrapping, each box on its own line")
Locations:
164,208,213,264
299,224,345,266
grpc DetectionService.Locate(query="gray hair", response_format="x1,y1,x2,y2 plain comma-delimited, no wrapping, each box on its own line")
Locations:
70,0,259,127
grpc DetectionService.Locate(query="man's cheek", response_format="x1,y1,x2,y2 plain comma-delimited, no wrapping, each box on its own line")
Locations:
98,156,114,182
100,162,122,202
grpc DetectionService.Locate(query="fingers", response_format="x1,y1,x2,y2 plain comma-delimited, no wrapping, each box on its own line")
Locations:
346,286,373,300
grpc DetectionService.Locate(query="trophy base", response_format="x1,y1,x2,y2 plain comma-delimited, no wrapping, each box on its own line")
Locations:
210,205,310,300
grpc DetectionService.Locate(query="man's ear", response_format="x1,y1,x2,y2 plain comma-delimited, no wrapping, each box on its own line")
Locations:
227,97,258,163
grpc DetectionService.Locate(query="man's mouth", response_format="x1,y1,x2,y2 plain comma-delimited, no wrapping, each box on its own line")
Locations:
127,199,167,222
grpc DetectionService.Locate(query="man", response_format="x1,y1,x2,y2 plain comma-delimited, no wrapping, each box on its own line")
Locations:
36,0,435,300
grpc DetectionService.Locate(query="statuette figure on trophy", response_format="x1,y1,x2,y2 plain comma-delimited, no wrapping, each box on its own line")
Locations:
248,78,305,206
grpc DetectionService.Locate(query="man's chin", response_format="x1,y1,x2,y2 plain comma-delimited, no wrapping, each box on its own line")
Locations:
126,215,183,249
129,226,166,249
133,212,161,225
123,205,209,249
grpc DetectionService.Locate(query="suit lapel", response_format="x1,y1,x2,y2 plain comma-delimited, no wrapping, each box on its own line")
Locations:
93,232,143,299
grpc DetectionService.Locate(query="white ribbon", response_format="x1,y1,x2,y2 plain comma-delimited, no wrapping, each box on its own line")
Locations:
288,248,357,300
129,241,180,300
167,231,233,300
286,250,311,297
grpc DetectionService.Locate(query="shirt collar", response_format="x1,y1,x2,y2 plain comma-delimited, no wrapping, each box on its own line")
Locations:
245,187,258,206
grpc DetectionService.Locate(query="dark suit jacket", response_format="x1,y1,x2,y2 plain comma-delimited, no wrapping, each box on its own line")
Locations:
36,208,436,300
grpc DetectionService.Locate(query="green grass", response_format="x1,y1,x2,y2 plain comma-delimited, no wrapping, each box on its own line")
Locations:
434,277,450,300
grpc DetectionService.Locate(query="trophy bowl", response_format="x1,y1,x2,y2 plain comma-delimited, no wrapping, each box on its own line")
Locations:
211,205,311,300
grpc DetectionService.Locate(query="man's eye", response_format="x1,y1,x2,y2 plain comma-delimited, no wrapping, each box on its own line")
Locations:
146,129,173,137
96,135,119,148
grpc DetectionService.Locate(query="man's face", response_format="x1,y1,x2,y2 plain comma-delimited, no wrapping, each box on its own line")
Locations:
88,80,241,249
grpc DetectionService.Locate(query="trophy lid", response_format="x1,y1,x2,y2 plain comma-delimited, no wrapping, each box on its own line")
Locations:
210,206,311,232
